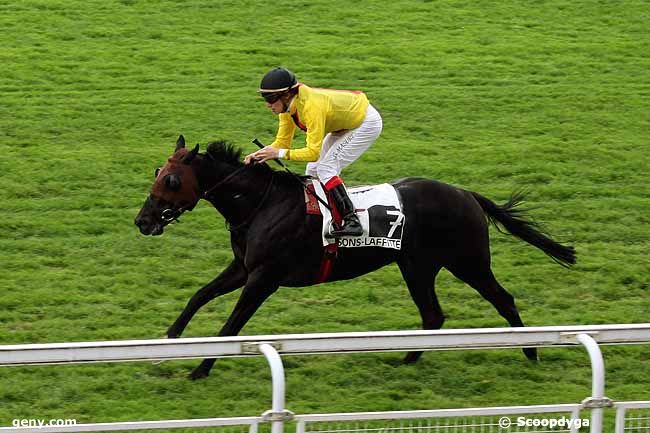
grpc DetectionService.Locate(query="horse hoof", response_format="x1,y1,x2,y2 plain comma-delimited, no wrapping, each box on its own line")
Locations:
189,368,210,380
523,347,539,361
403,351,423,364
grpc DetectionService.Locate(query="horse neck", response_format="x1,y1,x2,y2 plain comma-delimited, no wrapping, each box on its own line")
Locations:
198,160,276,226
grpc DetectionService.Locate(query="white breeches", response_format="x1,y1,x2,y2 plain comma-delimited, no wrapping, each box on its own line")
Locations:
305,104,383,184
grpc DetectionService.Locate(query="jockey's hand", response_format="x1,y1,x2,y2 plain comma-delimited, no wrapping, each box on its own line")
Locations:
244,146,280,164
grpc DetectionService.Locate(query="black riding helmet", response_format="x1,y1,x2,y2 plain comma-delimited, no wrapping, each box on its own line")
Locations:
259,67,298,103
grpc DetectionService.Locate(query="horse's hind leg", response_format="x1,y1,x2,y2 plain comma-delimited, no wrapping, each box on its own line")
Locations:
447,262,538,361
398,257,443,364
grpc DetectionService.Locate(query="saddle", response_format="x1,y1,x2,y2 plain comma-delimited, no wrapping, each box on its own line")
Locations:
303,179,405,284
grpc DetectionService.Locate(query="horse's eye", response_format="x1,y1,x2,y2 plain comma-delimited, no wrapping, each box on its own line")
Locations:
155,167,161,178
164,174,181,191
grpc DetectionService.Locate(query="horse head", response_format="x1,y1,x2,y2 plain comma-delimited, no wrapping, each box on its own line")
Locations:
135,135,201,235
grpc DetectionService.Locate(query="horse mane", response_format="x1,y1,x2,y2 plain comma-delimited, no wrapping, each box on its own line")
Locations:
206,140,244,166
204,140,310,184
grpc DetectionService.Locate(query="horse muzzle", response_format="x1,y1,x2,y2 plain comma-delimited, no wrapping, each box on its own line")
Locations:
134,196,169,236
134,214,165,236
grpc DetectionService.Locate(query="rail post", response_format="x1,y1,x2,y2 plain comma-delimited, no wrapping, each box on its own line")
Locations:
256,343,293,433
575,333,612,433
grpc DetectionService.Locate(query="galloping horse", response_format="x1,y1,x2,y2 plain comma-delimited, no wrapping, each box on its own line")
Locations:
135,135,576,379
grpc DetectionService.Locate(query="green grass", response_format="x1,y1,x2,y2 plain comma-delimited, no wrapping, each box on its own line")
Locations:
1,0,649,429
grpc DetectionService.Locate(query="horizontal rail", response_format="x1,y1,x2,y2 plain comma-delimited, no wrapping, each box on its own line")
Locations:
294,404,583,422
0,416,261,433
614,401,650,433
0,324,649,366
614,401,650,409
0,404,585,433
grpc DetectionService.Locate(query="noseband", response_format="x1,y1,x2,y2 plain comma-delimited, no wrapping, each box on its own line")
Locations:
160,207,186,223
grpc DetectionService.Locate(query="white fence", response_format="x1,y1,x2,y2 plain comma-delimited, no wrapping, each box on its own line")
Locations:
1,324,649,433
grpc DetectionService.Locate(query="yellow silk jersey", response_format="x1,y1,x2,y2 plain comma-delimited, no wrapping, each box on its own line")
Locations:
270,84,369,162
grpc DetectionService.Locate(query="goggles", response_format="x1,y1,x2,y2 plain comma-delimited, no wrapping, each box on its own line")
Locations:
261,91,284,104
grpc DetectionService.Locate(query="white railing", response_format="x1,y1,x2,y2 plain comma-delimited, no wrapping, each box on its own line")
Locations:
615,401,650,433
1,324,649,433
294,404,586,433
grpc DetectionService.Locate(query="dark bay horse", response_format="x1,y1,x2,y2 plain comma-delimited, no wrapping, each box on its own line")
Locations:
135,135,576,379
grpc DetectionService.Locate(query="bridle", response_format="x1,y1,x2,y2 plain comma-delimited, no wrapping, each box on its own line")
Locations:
159,165,249,223
159,161,275,232
201,164,250,200
160,206,189,223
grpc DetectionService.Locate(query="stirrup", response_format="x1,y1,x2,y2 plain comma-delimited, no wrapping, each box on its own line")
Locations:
324,221,339,239
328,214,363,238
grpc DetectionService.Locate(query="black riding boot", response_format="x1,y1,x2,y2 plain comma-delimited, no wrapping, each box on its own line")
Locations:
328,184,363,237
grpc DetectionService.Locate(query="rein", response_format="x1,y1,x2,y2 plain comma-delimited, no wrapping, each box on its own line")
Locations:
201,164,249,199
225,170,275,232
160,163,249,224
160,158,275,232
197,161,276,232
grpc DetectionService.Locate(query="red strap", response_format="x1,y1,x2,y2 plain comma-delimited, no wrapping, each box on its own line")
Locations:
308,179,340,284
316,243,338,283
305,183,321,215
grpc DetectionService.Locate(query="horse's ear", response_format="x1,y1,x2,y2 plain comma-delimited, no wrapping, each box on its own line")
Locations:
182,144,200,164
175,135,186,151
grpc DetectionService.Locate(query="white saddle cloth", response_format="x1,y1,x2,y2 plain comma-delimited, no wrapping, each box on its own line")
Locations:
312,180,405,250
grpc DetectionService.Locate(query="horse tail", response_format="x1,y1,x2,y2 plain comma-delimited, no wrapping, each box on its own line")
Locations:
470,191,577,267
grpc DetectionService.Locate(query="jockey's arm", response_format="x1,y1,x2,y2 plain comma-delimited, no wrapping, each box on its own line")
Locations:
270,112,296,150
282,108,325,162
245,113,297,164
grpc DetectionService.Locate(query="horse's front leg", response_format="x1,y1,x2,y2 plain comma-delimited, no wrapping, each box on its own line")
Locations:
167,259,247,339
190,270,279,380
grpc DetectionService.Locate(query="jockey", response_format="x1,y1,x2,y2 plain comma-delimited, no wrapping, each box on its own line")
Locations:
245,67,383,237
